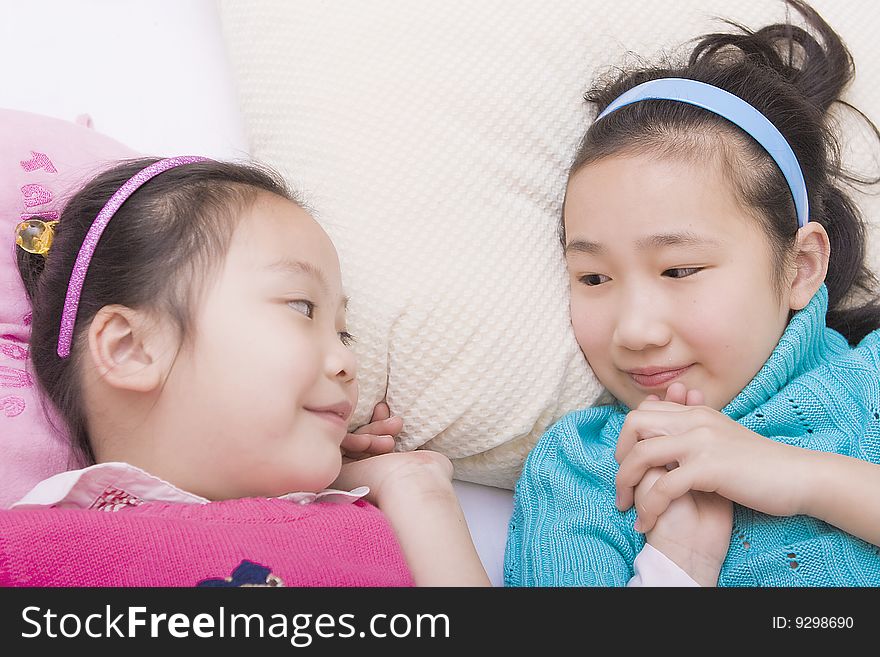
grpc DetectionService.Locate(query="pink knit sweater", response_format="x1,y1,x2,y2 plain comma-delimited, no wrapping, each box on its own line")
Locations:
0,497,414,587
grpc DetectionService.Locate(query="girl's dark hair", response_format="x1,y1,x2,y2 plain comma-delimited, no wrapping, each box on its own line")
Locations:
566,0,880,345
17,158,296,464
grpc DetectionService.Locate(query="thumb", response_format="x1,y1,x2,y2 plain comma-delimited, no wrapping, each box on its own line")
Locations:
371,401,391,422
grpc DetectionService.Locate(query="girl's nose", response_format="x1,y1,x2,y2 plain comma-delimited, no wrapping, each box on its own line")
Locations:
611,293,673,351
325,335,358,382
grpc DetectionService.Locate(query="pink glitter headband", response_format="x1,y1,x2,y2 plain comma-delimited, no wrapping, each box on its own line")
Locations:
57,156,211,358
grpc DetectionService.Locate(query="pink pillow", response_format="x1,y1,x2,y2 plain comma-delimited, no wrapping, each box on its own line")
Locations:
0,109,139,508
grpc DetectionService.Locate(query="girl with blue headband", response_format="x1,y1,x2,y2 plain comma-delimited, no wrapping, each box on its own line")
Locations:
506,0,880,586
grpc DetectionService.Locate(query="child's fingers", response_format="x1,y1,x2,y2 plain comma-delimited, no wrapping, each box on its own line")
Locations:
340,431,373,455
633,466,694,533
341,432,395,455
664,382,705,407
360,434,396,455
383,415,404,436
353,415,404,438
370,401,391,423
629,466,665,522
663,382,688,405
616,434,683,509
615,411,663,464
615,405,693,464
640,383,704,412
341,433,396,458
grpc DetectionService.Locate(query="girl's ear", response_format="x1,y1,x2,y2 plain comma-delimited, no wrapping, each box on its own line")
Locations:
788,221,831,311
87,305,173,393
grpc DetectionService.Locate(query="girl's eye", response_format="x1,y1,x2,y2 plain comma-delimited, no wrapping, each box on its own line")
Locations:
663,267,703,279
288,300,315,318
578,273,610,286
339,331,355,347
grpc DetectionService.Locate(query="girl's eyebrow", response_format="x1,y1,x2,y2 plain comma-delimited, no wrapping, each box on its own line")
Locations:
635,231,722,250
565,239,603,256
565,231,721,256
263,258,349,309
263,257,327,287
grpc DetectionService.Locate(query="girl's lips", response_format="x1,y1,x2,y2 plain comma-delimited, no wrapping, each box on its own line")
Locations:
627,365,692,388
304,401,352,429
305,409,349,428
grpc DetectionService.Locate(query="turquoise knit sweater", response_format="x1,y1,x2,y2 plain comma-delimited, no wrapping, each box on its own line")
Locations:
505,285,880,586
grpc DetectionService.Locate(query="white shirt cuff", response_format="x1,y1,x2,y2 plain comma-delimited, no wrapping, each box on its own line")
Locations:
626,543,701,587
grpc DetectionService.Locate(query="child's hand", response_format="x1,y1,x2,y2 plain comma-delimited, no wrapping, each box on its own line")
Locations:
615,384,807,523
334,449,490,586
633,467,733,586
620,383,733,586
341,401,403,461
334,449,454,506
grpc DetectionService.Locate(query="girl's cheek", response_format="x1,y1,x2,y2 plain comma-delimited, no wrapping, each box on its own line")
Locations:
569,309,587,348
572,320,604,359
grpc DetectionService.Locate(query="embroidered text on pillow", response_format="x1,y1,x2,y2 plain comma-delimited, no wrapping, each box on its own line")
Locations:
20,183,53,209
1,396,26,418
0,365,33,388
18,152,58,222
0,343,28,360
20,151,57,173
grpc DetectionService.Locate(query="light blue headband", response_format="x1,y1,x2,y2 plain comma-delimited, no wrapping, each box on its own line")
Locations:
595,77,809,228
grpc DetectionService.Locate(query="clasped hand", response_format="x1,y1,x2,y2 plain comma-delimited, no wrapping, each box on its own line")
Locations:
614,382,806,585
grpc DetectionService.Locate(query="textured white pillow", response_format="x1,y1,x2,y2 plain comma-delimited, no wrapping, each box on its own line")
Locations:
218,0,880,489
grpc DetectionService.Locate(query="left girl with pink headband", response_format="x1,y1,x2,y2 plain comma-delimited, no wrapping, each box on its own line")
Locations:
4,156,489,587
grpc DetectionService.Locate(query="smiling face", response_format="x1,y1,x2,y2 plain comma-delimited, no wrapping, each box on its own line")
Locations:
564,152,793,411
149,192,357,499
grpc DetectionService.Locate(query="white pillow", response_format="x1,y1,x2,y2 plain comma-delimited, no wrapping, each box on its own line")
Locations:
218,0,880,489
